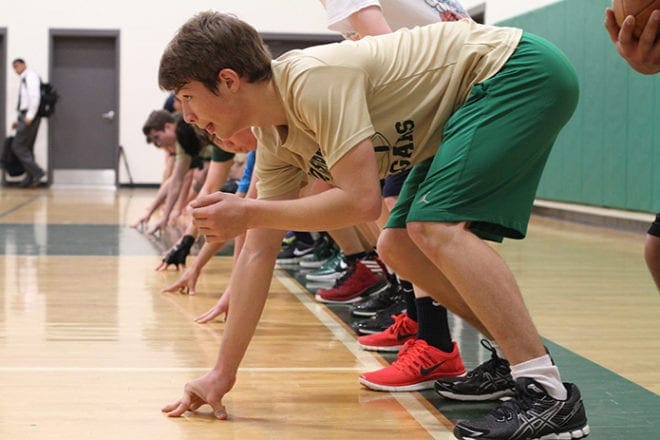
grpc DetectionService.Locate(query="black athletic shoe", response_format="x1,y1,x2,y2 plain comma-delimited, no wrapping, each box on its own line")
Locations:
453,378,590,440
276,236,315,265
435,339,515,401
352,297,406,334
351,281,403,317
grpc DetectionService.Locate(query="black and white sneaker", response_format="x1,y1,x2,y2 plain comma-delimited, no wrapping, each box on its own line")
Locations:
435,339,515,401
351,281,403,317
352,297,406,334
453,378,590,440
276,235,315,265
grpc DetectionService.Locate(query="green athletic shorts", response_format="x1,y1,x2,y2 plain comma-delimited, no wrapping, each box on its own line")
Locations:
386,32,579,242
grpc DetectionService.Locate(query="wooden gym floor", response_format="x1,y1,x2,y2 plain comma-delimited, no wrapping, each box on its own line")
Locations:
0,187,658,439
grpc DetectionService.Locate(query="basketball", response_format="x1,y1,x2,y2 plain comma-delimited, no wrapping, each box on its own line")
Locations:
612,0,660,38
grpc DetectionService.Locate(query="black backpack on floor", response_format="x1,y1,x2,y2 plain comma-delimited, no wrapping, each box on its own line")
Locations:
0,136,25,177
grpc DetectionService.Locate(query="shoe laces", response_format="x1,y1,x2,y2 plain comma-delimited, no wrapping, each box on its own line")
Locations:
466,339,509,379
392,340,435,373
491,380,541,421
386,313,413,336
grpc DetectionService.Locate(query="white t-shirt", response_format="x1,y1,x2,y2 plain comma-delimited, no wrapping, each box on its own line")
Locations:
319,0,469,39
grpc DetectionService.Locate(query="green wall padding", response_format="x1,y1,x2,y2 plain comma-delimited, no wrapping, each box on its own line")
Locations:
498,0,659,213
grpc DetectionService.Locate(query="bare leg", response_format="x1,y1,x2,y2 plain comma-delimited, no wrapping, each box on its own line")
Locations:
378,228,492,338
645,233,660,289
406,221,545,365
328,226,369,255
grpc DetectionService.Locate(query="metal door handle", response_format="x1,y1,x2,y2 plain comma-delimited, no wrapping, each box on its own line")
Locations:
101,110,115,120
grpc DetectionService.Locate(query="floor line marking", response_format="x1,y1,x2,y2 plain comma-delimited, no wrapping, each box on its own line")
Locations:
0,367,363,373
0,195,41,218
275,271,450,439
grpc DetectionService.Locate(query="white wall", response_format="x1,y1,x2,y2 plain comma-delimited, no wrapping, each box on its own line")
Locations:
2,0,562,185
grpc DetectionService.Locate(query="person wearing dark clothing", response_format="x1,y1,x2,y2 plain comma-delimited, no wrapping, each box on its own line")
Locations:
11,58,45,188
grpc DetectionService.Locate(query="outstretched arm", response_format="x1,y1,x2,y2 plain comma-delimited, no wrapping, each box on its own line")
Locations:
160,240,224,292
162,225,286,418
147,155,191,234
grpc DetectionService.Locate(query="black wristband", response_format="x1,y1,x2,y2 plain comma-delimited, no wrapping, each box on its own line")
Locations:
180,234,195,249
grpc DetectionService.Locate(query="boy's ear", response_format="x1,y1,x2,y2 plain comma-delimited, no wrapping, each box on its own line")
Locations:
218,68,241,92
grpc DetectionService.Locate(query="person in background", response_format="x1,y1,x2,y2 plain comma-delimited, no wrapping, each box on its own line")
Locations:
132,110,218,234
11,58,45,188
318,0,471,393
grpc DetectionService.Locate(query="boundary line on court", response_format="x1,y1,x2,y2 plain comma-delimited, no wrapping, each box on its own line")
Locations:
0,195,40,218
275,270,455,440
0,367,364,373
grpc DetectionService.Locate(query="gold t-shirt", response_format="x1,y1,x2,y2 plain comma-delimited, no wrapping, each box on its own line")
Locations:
254,20,522,199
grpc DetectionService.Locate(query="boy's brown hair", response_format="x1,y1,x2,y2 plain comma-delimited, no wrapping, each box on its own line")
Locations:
159,11,272,94
142,110,175,143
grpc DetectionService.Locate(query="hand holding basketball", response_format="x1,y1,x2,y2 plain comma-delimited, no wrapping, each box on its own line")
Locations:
605,3,660,74
612,0,660,38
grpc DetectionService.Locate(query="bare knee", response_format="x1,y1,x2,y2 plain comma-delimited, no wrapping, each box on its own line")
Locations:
406,221,464,249
377,229,408,268
645,234,660,289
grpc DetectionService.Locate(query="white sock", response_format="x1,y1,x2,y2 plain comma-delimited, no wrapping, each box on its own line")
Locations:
488,339,504,358
510,354,567,400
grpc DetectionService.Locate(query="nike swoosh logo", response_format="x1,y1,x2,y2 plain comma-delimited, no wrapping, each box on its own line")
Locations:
420,360,447,376
292,247,314,256
397,332,416,341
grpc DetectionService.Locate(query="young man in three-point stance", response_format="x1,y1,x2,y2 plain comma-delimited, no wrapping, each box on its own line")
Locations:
158,11,589,439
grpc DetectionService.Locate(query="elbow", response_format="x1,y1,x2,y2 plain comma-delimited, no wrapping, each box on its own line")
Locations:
359,196,382,223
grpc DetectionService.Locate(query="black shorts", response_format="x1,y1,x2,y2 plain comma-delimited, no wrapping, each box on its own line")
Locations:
648,214,660,237
381,169,411,198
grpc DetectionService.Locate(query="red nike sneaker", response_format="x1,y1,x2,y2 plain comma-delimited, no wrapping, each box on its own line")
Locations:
359,339,465,392
357,313,418,352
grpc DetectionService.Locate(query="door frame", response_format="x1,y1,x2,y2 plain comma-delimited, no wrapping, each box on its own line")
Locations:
47,29,120,186
260,32,342,56
0,28,6,147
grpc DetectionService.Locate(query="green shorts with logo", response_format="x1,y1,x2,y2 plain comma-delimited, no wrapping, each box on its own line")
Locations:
386,32,579,242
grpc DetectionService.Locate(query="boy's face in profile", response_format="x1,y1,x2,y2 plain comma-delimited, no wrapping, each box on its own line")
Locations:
176,72,247,143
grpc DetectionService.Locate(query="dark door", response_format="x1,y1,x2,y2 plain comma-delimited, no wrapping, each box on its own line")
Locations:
260,33,343,58
0,29,6,149
49,31,119,185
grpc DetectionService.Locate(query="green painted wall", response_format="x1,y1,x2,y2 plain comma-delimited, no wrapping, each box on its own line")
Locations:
498,0,659,213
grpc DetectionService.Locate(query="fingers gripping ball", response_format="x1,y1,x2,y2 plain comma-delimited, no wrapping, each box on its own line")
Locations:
163,235,195,267
612,0,660,37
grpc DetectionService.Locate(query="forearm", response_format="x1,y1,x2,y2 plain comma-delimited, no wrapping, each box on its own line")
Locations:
161,160,188,221
212,229,283,377
144,180,170,217
201,161,233,197
192,240,224,271
183,221,198,238
174,171,194,213
246,140,381,231
348,5,392,37
244,186,380,232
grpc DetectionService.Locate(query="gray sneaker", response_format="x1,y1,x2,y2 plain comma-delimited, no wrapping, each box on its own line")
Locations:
454,378,590,439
